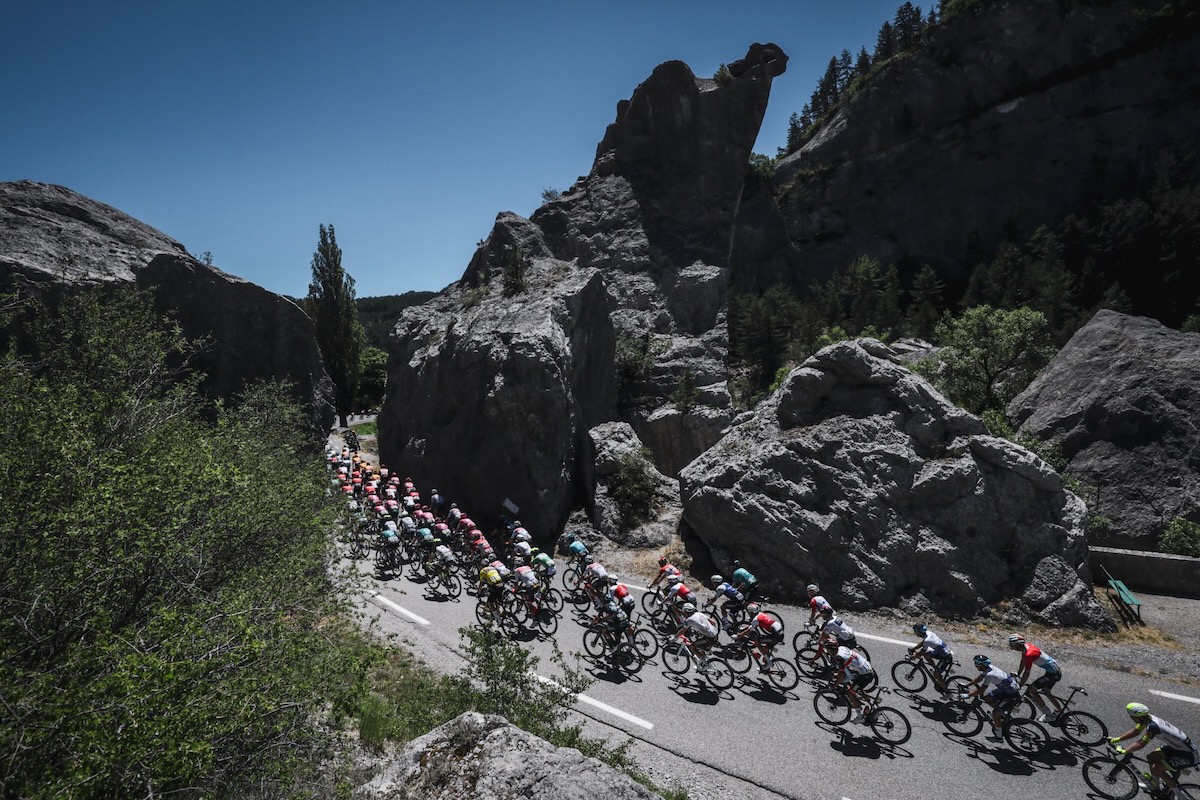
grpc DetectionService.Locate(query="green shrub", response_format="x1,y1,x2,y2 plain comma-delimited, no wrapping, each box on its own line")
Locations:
714,64,732,85
1160,517,1200,557
610,448,659,523
670,368,698,412
502,245,528,296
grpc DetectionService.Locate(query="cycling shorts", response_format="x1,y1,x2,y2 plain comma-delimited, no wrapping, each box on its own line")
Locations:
487,585,506,603
1031,670,1061,691
1159,745,1199,772
850,672,875,689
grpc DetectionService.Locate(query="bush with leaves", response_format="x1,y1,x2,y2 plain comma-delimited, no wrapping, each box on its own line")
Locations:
0,287,357,798
1160,517,1200,558
609,448,659,524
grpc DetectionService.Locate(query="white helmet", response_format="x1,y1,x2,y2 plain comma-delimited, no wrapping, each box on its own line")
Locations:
667,574,683,584
681,602,696,614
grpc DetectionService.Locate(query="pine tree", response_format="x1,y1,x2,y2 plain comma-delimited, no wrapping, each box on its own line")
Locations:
874,20,896,63
855,47,872,79
836,49,854,93
894,2,924,52
305,224,365,427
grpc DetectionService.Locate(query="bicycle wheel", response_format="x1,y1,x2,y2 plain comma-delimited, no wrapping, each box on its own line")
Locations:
563,567,582,592
542,588,564,614
475,601,495,628
792,630,814,655
534,608,559,636
641,590,662,616
723,643,754,674
796,645,823,677
613,644,645,675
1058,710,1108,747
443,573,463,598
582,629,608,659
1010,697,1038,720
945,675,972,696
1081,756,1139,800
813,688,853,724
700,657,734,690
569,588,593,611
1173,784,1200,800
662,640,691,674
1004,719,1049,755
869,706,913,745
632,628,659,660
765,658,801,691
942,701,985,737
890,660,928,693
853,641,872,662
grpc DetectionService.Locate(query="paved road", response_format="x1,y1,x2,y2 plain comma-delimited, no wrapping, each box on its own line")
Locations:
343,550,1200,800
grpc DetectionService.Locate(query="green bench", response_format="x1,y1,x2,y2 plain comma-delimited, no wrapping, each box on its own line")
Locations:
1101,565,1143,625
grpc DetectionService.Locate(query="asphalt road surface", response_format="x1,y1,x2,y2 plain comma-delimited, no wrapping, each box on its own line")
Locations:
343,551,1200,800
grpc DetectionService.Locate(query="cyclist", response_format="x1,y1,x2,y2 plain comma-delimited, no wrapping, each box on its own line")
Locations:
432,538,457,571
736,602,784,672
609,575,637,617
592,598,634,650
429,487,447,517
907,623,954,694
582,561,609,606
664,574,697,622
1109,702,1197,800
509,538,533,567
705,574,745,633
649,556,681,590
832,645,876,725
530,548,557,583
730,560,760,603
674,602,720,665
811,609,859,662
478,562,507,622
514,563,541,610
446,502,463,530
1008,633,1064,722
563,532,590,569
963,654,1022,741
806,584,833,627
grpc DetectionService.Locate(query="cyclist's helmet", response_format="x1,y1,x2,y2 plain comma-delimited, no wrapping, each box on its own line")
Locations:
913,623,927,635
1125,702,1151,718
681,602,696,614
806,583,819,594
667,574,683,584
530,547,540,554
432,538,442,544
608,575,619,585
733,560,742,568
820,607,834,619
1007,634,1025,648
746,602,761,616
710,574,723,587
658,556,669,566
450,502,457,508
565,532,576,542
973,655,991,670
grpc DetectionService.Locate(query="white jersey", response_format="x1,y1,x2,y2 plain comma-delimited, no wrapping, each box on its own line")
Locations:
917,631,949,654
684,611,719,640
837,646,872,676
822,616,855,642
1139,715,1194,753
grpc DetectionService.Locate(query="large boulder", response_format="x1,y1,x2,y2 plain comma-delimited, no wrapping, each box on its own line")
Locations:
680,338,1113,629
1009,310,1200,548
583,421,680,548
355,712,657,800
742,2,1200,298
380,46,788,530
0,181,335,438
377,214,616,541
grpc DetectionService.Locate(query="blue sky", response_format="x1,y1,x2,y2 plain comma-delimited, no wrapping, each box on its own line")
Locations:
3,1,905,298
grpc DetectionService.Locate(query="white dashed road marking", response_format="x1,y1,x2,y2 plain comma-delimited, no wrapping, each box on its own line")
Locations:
1149,689,1200,706
855,632,913,647
533,674,655,730
371,591,431,625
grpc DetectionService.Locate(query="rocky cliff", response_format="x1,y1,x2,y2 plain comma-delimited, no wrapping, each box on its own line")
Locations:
1009,310,1200,548
740,0,1200,294
0,181,335,437
379,45,787,538
681,338,1112,628
355,712,658,800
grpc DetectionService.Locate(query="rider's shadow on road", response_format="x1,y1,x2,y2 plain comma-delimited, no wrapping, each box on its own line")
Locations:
662,672,727,705
816,722,914,761
584,657,645,686
735,679,793,705
943,733,1038,776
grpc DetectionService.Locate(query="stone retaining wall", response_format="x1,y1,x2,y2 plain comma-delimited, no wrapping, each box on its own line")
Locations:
1089,546,1200,599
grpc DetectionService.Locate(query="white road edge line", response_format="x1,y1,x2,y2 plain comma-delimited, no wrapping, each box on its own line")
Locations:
371,592,431,626
532,674,655,730
855,632,913,647
1149,689,1200,706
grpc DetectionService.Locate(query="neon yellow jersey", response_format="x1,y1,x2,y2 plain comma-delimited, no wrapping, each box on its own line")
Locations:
480,567,502,586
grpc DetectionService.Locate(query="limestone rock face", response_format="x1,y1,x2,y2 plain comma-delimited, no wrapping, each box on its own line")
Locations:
356,712,657,800
584,421,680,548
0,181,335,438
377,216,616,541
680,339,1113,629
380,46,788,533
742,2,1200,294
1009,310,1200,548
